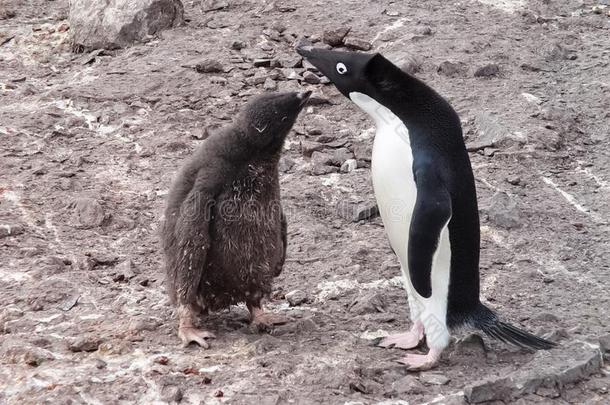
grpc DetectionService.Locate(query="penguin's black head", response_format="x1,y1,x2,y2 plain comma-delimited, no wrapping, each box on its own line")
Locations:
296,46,388,99
238,91,311,151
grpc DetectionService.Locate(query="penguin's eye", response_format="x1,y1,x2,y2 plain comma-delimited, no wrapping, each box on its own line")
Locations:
336,62,348,75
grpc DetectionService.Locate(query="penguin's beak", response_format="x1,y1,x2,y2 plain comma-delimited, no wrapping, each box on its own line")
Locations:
296,45,335,80
297,90,312,107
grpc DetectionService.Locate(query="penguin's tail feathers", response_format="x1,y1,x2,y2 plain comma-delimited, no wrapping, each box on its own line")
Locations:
472,303,557,351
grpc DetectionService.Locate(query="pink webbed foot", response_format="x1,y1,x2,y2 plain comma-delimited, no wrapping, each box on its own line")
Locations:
397,347,443,371
178,327,216,349
377,321,424,350
249,306,289,331
177,304,215,348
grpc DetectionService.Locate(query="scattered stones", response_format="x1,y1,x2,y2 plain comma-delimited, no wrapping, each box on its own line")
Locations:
72,197,105,228
344,36,372,51
419,372,450,385
69,0,184,51
464,342,603,403
506,175,521,185
300,141,326,157
543,42,576,62
161,385,183,403
278,156,295,173
353,202,380,222
296,317,317,333
322,26,351,47
390,375,425,395
330,148,354,166
340,159,357,173
201,0,228,12
0,8,17,20
599,334,610,360
466,112,527,151
437,61,468,77
68,335,102,352
310,151,338,175
0,224,25,238
303,71,321,84
349,292,387,315
474,63,500,78
263,78,277,90
231,40,247,50
195,59,224,73
285,290,308,306
414,25,433,36
400,55,423,75
486,191,522,229
253,58,272,67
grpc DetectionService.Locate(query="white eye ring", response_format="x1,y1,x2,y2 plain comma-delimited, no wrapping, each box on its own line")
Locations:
336,62,348,75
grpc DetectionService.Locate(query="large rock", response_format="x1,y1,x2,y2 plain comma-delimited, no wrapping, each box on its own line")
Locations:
464,342,603,403
70,0,184,51
486,191,522,229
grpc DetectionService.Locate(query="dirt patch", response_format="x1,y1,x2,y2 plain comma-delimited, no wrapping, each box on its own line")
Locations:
1,0,609,404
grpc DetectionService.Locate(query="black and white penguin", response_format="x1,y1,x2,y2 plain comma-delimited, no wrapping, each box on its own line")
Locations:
161,91,311,348
296,46,555,370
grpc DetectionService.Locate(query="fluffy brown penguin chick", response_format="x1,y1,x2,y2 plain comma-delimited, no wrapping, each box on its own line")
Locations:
161,91,311,348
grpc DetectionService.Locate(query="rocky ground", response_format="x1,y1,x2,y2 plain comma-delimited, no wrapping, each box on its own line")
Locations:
1,0,609,404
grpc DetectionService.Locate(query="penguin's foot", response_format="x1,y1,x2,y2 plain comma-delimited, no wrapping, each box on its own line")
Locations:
377,320,424,350
396,347,443,371
249,306,289,331
178,326,216,348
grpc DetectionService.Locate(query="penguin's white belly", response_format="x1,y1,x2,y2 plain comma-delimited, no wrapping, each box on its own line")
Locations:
350,92,452,349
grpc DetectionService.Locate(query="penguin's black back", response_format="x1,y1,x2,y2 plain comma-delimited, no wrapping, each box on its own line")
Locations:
367,59,482,325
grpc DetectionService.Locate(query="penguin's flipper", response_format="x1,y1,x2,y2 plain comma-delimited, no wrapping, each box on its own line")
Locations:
172,186,214,304
407,165,452,298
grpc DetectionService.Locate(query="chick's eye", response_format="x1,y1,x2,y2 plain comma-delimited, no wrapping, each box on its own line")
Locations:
336,62,348,75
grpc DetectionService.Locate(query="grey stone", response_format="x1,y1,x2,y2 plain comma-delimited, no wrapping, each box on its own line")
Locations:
349,292,387,315
230,40,247,50
70,0,184,51
73,197,105,228
285,290,308,306
353,202,379,222
419,372,450,385
474,63,500,77
391,375,425,395
300,141,326,157
464,342,603,403
467,112,526,151
263,78,277,90
253,58,272,67
599,334,610,360
311,151,333,166
201,0,228,12
330,148,354,166
278,157,295,173
487,191,522,229
195,59,224,73
414,25,433,35
303,71,321,84
0,224,25,238
340,159,357,173
68,335,102,352
506,175,521,185
161,385,183,403
322,26,351,46
437,60,468,77
344,36,372,51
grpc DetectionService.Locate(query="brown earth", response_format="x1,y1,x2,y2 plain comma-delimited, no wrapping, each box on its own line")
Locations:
1,0,609,404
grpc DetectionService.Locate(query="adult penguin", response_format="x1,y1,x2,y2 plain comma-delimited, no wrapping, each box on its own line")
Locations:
296,45,555,370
